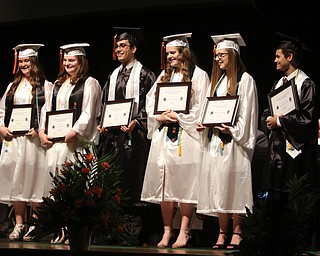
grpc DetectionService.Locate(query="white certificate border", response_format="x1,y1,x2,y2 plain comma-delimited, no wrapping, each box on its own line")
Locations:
201,96,239,126
268,82,299,116
154,82,191,114
46,109,74,141
101,98,134,129
8,104,33,135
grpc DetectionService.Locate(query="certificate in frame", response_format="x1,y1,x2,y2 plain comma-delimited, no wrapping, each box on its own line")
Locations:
154,82,191,114
201,96,239,127
100,98,134,129
46,109,75,142
268,81,299,116
8,104,34,136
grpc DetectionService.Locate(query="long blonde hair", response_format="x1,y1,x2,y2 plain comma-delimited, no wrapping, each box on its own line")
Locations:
210,48,246,96
160,46,195,82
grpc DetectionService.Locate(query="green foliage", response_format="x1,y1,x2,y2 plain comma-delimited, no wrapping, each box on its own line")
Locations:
31,143,133,244
240,175,320,256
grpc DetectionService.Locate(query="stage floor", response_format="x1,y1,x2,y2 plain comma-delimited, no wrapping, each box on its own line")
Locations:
0,237,239,256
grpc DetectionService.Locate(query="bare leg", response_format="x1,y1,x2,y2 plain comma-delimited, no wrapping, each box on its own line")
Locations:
13,201,27,225
9,201,26,241
227,214,242,249
213,213,230,249
157,201,174,248
172,203,193,248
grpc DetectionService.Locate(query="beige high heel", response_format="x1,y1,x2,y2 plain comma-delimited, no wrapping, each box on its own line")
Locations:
157,226,173,248
172,228,191,248
9,224,25,241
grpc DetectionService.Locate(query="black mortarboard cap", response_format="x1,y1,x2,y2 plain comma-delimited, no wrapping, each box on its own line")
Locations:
113,27,146,45
276,32,313,53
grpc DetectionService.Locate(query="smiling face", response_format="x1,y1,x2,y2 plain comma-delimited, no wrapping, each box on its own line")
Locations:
18,57,32,78
166,45,182,70
214,49,229,70
115,39,136,65
63,56,80,75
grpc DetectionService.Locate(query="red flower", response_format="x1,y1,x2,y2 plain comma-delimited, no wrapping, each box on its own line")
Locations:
74,199,83,207
115,226,124,233
114,194,120,204
81,167,90,174
101,161,110,170
86,199,95,207
92,187,103,198
83,152,95,163
63,161,73,167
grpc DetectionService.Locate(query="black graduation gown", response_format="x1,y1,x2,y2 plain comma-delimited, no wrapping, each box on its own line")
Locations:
261,77,320,191
99,65,156,205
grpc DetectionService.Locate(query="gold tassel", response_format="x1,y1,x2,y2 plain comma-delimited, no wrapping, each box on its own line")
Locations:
12,49,18,74
178,127,182,156
113,34,117,60
213,44,217,58
161,42,166,70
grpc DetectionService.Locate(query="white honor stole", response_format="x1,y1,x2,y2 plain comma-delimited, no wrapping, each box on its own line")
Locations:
108,60,142,116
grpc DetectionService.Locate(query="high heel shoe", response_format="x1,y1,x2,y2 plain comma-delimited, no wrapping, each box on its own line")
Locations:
51,227,68,244
157,226,173,248
213,232,228,249
9,224,25,241
172,228,191,248
227,232,242,250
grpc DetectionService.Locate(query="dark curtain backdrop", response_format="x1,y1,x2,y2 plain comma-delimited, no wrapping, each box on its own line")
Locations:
0,1,318,121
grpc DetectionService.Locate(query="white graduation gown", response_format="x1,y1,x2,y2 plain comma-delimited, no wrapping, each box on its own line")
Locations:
197,72,258,215
0,80,53,203
141,66,210,204
40,77,101,193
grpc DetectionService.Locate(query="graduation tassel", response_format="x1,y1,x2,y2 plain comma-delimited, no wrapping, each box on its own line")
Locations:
213,44,217,58
160,42,166,70
59,49,63,73
112,34,117,61
178,127,182,156
12,49,18,74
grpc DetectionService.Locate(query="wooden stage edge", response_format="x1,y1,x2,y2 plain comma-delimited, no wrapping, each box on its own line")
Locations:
0,237,238,256
1,238,320,256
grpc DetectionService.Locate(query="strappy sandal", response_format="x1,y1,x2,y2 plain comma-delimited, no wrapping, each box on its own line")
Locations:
172,228,191,248
213,231,228,249
227,232,242,250
157,226,174,248
9,224,25,241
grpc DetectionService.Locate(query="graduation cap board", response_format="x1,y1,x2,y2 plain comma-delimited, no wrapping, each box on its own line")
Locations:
60,43,90,57
12,44,44,74
211,33,246,53
276,32,313,53
113,27,145,45
163,32,192,48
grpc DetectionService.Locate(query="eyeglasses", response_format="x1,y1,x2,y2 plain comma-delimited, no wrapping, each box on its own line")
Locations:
214,53,228,60
115,43,130,49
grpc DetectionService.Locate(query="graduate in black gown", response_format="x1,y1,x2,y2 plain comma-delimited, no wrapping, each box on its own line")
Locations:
261,35,320,191
260,34,320,250
98,27,157,245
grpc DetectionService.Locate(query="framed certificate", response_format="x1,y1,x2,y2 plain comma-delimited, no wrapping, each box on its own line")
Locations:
268,82,299,116
8,104,34,135
154,82,191,114
46,109,75,141
100,98,134,129
201,96,239,127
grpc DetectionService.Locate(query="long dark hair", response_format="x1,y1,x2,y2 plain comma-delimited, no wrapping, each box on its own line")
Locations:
7,56,46,99
55,55,89,86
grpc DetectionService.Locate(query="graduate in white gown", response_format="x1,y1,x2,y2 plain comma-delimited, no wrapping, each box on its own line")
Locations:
141,33,210,248
196,33,258,250
0,44,53,241
38,43,101,243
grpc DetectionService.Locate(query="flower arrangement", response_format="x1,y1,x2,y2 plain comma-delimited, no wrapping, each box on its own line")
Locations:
31,144,133,244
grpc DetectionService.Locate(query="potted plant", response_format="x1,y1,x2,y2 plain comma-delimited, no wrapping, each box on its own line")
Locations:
30,144,133,253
